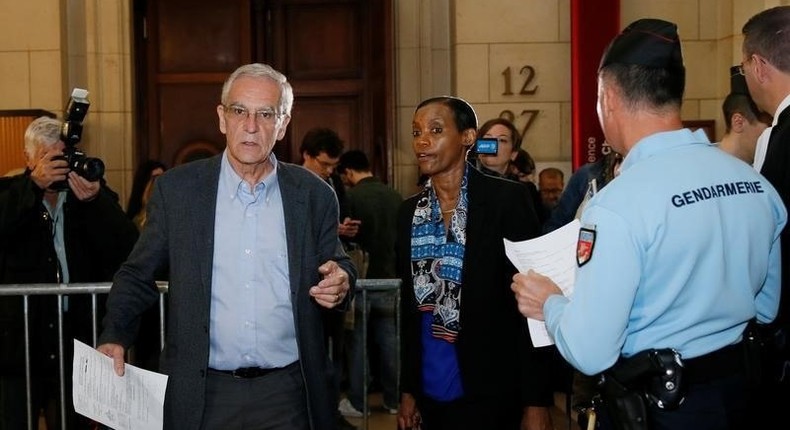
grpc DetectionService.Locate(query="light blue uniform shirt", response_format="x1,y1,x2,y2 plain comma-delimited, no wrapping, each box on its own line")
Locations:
544,129,787,376
208,151,297,370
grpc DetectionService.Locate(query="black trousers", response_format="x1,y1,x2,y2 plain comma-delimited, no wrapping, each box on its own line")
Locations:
596,373,749,430
200,362,309,430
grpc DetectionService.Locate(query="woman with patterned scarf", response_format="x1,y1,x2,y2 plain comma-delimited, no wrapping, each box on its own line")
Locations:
395,96,556,430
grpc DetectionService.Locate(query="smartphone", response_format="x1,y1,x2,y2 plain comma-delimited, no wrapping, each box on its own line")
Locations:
475,138,498,155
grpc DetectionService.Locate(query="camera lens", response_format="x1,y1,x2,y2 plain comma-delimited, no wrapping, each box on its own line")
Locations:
81,158,105,182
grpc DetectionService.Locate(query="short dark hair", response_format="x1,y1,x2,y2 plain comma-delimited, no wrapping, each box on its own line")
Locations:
722,93,768,132
539,167,564,182
300,127,344,158
477,118,522,151
415,96,477,132
511,148,535,176
336,150,370,174
743,6,790,73
600,63,685,111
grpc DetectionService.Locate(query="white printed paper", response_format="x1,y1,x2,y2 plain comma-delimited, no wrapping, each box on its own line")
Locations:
504,219,581,347
72,339,168,430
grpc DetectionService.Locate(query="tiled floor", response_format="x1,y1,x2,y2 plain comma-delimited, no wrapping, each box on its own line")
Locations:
347,392,575,430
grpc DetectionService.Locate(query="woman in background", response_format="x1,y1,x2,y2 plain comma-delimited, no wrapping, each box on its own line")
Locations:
476,118,546,223
124,159,167,372
126,160,167,230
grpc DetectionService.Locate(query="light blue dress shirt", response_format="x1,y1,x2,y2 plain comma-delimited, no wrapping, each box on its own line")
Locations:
208,152,297,370
544,129,787,376
43,191,69,283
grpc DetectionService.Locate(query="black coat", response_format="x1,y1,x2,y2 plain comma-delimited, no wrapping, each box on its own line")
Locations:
761,107,790,330
0,171,139,373
396,165,555,422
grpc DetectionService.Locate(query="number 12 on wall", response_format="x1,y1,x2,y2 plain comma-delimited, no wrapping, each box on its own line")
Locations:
501,65,538,95
500,65,540,136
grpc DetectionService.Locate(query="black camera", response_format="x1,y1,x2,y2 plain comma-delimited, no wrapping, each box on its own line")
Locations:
474,137,498,155
51,88,105,190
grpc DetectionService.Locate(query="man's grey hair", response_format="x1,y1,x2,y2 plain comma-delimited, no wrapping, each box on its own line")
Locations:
24,116,62,159
220,63,294,117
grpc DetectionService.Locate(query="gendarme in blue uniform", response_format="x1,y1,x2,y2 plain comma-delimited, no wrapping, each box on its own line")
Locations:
544,128,787,376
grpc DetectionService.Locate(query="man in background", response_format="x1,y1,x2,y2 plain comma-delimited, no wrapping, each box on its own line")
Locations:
300,127,360,239
740,6,790,425
335,150,402,418
538,167,564,211
299,127,360,430
718,92,771,163
0,116,138,429
717,65,771,164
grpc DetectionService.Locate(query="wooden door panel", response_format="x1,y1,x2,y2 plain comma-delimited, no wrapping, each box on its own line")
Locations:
138,0,250,166
157,0,250,73
282,96,360,163
284,3,361,79
158,84,225,166
135,0,392,178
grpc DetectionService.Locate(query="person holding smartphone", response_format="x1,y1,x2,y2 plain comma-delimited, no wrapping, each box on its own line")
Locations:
474,118,547,223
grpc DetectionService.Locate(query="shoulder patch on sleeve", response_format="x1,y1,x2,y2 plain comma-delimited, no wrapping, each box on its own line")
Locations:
577,225,596,267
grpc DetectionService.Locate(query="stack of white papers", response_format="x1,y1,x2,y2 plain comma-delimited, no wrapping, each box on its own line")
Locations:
72,339,168,430
504,219,580,347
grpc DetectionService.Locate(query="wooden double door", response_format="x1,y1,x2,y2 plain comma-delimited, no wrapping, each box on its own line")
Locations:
134,0,393,177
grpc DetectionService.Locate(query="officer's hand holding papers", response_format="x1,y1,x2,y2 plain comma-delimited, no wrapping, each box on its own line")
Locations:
507,219,580,347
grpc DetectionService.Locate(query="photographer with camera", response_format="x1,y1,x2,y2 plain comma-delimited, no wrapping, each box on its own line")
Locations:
0,114,138,429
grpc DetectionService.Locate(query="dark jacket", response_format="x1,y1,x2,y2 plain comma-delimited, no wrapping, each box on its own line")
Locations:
544,159,606,233
396,165,555,417
346,176,402,278
0,171,138,373
479,164,547,224
761,107,790,331
99,155,356,430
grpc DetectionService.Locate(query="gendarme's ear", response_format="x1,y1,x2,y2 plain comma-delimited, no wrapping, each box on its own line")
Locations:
731,112,746,133
602,82,620,114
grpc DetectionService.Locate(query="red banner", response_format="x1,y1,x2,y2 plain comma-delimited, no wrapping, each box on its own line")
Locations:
571,0,620,170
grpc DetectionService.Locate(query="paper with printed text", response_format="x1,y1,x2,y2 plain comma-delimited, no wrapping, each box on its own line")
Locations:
504,219,580,347
72,339,168,430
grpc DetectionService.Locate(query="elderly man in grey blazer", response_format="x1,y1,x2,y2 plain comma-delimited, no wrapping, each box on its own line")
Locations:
98,63,356,430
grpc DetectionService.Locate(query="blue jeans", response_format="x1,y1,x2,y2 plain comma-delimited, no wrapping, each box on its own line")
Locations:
346,289,399,410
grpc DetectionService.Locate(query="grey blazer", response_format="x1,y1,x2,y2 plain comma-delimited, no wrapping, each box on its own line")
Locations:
100,154,355,430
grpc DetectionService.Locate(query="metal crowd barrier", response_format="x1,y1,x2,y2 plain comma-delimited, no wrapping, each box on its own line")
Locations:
355,278,402,430
0,279,400,430
0,282,168,430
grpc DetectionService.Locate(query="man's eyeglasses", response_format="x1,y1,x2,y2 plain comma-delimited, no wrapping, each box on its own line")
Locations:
736,55,759,76
223,105,283,124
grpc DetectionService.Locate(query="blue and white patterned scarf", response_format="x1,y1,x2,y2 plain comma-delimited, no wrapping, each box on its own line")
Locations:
410,166,469,342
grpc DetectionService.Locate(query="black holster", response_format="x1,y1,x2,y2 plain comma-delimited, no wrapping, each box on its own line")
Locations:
594,374,648,430
743,319,765,385
593,348,685,430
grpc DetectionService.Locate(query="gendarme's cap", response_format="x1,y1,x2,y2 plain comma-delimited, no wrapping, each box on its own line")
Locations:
599,18,683,71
